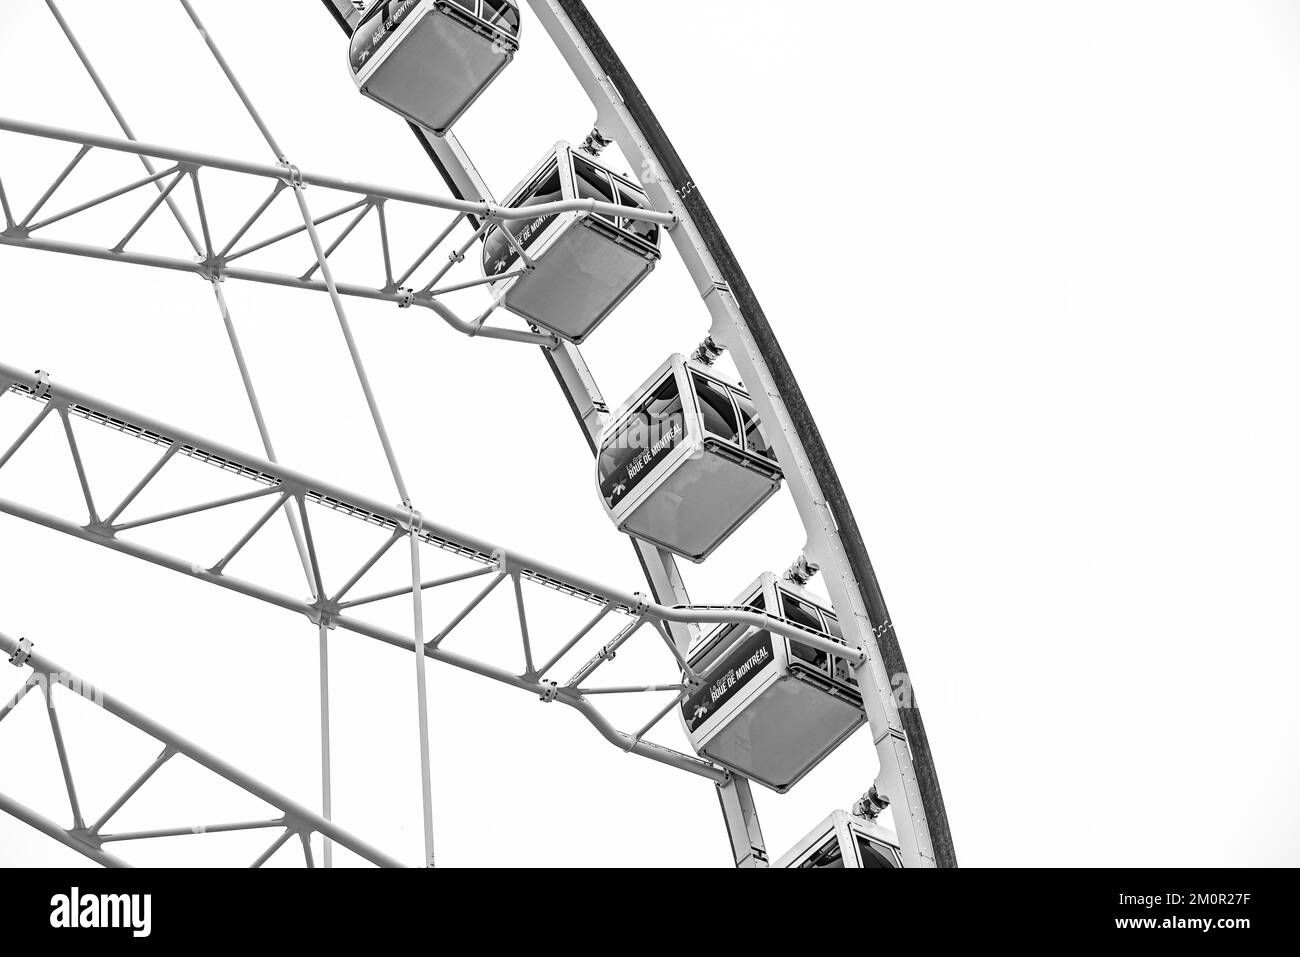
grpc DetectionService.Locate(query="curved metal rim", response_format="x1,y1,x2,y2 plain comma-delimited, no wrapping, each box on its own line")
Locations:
549,0,955,867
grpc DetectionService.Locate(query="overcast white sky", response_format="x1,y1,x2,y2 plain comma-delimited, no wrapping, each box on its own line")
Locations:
1,0,1298,867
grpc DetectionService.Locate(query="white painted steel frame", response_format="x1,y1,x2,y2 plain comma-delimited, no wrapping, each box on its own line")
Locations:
0,115,673,349
0,630,404,868
524,0,951,868
0,365,860,788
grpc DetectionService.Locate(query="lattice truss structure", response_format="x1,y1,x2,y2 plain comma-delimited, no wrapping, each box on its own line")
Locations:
0,0,957,869
0,112,681,348
0,631,402,869
0,362,855,867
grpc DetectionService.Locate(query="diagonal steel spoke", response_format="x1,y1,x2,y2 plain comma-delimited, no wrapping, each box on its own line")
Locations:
0,674,39,726
112,484,282,533
426,571,508,649
112,169,188,253
0,403,54,472
225,198,366,263
0,168,14,228
19,144,91,228
331,529,403,604
535,601,615,680
190,169,215,258
210,490,291,576
296,496,328,602
426,269,526,298
58,407,99,525
249,827,293,869
102,818,285,843
42,684,85,830
395,212,464,289
375,201,395,288
303,201,373,281
341,563,496,610
104,444,178,526
217,180,285,259
28,163,181,233
90,746,175,835
513,574,537,677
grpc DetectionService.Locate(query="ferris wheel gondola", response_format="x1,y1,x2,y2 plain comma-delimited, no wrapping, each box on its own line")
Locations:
596,355,783,562
679,573,866,793
349,0,520,135
480,142,662,343
776,811,903,869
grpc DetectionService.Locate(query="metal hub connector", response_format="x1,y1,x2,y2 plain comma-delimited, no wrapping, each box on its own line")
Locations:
579,127,614,157
853,786,891,821
8,637,33,668
784,554,821,586
691,336,725,366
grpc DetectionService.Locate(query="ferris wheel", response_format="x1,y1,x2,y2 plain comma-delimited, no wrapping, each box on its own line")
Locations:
0,0,955,868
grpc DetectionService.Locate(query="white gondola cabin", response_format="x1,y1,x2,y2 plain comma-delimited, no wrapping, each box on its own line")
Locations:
678,573,864,792
775,811,903,869
349,0,520,135
596,356,782,562
481,143,662,343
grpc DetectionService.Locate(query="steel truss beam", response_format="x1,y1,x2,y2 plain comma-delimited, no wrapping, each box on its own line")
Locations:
0,362,861,788
0,115,674,347
0,630,403,868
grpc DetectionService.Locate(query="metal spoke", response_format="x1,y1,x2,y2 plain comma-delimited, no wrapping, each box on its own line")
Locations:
210,490,291,575
330,529,403,604
0,675,39,726
0,169,14,228
535,601,614,679
340,563,496,610
302,201,374,280
426,571,507,649
190,169,216,259
225,198,367,264
394,212,464,288
249,828,293,869
42,684,85,829
104,443,179,526
426,269,526,298
513,573,537,677
112,169,188,253
0,403,54,472
375,200,395,287
90,746,175,835
408,516,436,867
217,181,286,259
101,818,284,843
27,163,182,233
18,144,91,228
58,407,99,525
296,495,328,602
630,692,692,745
112,484,282,533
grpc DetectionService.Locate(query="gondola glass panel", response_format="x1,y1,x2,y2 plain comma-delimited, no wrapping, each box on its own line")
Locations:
482,143,662,343
596,356,782,562
678,574,865,791
775,811,903,869
349,0,520,135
